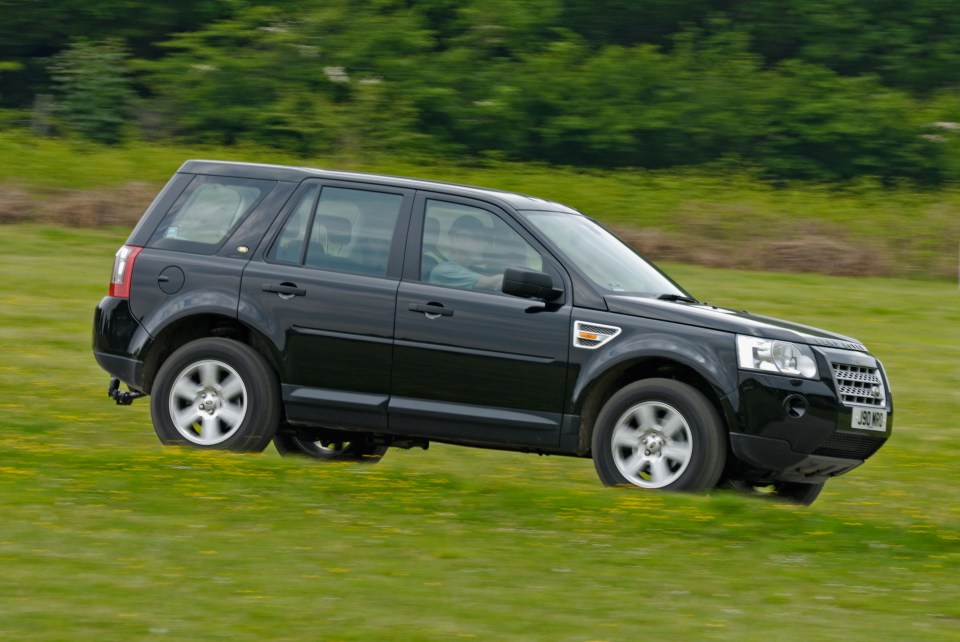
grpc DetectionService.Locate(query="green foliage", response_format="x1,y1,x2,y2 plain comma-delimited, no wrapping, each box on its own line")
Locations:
48,39,134,144
3,0,960,180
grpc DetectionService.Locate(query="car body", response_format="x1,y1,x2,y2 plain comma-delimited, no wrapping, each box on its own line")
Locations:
93,160,893,504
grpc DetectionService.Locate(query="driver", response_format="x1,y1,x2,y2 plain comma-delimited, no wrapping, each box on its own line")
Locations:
429,215,503,291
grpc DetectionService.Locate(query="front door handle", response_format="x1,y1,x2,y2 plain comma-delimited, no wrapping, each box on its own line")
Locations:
408,302,454,318
264,283,306,299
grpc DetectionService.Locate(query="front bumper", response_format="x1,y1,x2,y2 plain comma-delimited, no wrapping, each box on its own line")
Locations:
729,347,892,483
729,432,887,483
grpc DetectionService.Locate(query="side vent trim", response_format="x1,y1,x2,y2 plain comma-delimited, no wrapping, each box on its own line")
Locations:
573,320,622,350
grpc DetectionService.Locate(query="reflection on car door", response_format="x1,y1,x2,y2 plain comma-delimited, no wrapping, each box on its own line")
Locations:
390,193,572,448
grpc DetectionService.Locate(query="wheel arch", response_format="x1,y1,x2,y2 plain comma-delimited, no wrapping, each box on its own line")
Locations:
140,313,281,395
574,355,735,457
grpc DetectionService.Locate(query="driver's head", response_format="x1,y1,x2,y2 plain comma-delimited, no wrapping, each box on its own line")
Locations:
448,215,489,260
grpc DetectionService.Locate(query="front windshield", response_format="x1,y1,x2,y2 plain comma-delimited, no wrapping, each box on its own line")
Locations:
522,211,688,298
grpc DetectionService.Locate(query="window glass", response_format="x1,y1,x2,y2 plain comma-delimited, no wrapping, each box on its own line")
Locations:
522,210,684,297
149,175,273,254
268,185,318,264
270,185,403,277
422,200,542,292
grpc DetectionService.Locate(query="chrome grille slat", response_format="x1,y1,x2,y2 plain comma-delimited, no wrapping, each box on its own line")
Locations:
831,362,886,407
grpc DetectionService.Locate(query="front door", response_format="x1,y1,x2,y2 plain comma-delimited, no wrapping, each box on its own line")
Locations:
390,194,572,448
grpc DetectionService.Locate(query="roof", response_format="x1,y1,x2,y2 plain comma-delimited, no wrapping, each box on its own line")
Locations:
177,159,581,214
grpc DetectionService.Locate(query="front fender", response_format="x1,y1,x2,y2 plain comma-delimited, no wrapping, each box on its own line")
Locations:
570,324,740,415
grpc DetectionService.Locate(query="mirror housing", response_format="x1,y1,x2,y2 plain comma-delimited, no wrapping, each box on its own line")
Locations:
502,267,563,302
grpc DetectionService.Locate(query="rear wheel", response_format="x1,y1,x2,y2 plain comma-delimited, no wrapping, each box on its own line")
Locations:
592,379,726,492
150,338,280,452
274,427,387,463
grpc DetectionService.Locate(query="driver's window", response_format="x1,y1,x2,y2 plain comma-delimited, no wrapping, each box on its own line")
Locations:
421,201,541,292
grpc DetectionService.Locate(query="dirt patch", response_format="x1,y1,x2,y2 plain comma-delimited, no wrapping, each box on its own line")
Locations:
613,224,895,277
0,185,35,223
0,181,158,228
38,182,158,228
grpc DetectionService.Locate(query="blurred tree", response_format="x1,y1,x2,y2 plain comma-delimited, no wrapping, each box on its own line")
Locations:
49,39,134,144
0,0,232,107
1,0,956,182
558,0,722,48
726,0,960,93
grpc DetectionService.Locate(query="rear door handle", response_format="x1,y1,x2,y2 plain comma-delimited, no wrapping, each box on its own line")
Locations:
263,283,306,298
408,303,454,318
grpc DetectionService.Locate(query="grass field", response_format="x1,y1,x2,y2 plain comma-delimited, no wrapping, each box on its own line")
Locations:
0,224,958,641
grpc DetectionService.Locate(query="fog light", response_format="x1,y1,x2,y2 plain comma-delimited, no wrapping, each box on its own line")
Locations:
784,395,808,419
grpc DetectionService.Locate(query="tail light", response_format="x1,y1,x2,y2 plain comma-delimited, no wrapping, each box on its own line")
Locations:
109,245,143,299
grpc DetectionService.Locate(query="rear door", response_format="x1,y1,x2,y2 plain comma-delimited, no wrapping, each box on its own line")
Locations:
239,180,413,430
390,193,572,448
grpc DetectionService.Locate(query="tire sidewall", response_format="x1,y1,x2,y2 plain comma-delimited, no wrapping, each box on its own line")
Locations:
150,338,280,452
592,378,726,492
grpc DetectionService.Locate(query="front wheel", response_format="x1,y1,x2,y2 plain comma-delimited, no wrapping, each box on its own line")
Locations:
150,338,280,452
592,379,726,492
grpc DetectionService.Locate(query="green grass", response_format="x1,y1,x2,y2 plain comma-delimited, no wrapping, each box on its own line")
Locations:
0,224,958,641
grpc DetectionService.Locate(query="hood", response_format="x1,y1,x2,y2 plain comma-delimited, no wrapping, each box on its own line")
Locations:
604,295,867,352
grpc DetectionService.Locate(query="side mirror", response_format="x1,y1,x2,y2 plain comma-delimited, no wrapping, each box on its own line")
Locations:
502,267,563,302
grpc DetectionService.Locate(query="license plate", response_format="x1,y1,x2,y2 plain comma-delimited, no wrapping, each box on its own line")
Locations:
852,407,887,432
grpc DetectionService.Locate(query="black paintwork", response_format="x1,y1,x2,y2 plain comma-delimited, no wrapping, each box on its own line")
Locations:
93,160,893,485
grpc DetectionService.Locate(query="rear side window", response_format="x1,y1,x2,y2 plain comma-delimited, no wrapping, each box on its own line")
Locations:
267,185,404,277
148,175,274,254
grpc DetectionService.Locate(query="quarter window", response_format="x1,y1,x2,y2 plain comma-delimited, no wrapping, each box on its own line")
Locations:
149,175,274,254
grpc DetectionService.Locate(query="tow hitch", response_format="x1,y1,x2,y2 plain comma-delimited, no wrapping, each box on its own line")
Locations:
108,378,146,405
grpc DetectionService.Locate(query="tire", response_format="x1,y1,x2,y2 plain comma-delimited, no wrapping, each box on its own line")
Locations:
150,338,280,452
726,479,824,506
592,378,726,492
273,426,387,463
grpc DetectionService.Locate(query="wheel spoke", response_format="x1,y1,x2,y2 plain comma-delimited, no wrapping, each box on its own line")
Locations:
620,451,646,477
634,404,657,430
172,406,200,430
660,410,686,439
199,414,220,442
613,427,641,449
218,402,245,429
172,377,199,402
649,458,673,484
219,373,244,401
660,444,691,465
198,361,220,388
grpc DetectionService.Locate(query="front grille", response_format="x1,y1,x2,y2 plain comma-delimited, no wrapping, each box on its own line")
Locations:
814,432,887,460
832,362,886,407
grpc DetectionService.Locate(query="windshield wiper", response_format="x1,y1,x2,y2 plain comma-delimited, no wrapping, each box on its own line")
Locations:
657,293,699,304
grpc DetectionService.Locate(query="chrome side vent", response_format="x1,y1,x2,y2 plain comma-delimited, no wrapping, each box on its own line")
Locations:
574,321,621,350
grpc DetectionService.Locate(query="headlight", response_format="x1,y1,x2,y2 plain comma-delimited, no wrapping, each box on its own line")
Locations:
736,335,819,379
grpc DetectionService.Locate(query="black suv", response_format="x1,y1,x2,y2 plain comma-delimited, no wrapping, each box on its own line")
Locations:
93,160,892,504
